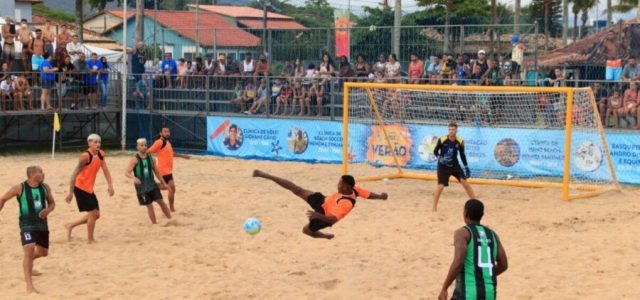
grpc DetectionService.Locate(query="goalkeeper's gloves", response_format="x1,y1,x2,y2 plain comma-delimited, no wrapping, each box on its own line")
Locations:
464,166,471,178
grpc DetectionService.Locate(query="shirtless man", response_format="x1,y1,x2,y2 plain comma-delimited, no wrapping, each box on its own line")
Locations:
600,30,624,81
17,19,34,74
13,73,34,110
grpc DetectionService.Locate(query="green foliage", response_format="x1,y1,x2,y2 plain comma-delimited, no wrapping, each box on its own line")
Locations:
32,4,75,23
523,0,563,37
248,0,334,28
608,0,637,14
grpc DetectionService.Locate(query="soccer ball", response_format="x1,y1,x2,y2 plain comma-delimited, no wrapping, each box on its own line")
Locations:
369,25,377,32
243,217,262,235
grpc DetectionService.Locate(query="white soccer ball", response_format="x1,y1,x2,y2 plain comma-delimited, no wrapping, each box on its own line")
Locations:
369,25,377,32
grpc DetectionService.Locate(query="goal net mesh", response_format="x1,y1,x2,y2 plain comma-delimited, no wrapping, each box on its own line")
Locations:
343,84,619,199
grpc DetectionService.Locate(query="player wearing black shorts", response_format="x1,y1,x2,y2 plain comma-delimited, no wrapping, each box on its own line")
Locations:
432,123,475,212
126,138,172,224
253,169,388,239
0,166,55,294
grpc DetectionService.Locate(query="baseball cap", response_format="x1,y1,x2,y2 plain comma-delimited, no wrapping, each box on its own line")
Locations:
478,50,486,55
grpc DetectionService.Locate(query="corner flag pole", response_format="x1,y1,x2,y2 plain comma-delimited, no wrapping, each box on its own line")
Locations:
121,0,128,151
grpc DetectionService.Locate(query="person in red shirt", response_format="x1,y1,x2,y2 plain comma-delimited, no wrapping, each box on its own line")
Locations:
64,134,114,243
148,126,191,212
253,169,388,239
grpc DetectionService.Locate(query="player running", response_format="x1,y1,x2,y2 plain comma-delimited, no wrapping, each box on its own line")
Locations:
148,126,191,212
253,169,388,239
64,134,114,243
438,199,508,300
0,166,55,294
125,138,172,224
432,122,475,211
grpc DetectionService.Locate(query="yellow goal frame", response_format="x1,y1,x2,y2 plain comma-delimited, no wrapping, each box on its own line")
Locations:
341,82,621,201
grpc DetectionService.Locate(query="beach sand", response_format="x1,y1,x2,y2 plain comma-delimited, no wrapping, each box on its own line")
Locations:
0,153,638,299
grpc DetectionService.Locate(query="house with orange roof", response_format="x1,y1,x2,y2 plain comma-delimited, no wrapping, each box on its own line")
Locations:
83,9,261,60
187,4,306,30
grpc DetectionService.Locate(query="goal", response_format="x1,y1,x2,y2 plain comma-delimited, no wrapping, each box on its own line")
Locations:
341,82,621,201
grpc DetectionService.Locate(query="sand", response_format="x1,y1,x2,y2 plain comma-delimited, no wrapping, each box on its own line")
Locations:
0,152,639,299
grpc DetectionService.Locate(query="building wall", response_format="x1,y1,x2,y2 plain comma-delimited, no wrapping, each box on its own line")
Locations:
13,3,33,22
0,2,16,21
85,13,124,33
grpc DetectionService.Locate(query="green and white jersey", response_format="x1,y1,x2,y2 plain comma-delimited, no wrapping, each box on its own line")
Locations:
134,153,158,195
453,224,499,300
17,181,49,232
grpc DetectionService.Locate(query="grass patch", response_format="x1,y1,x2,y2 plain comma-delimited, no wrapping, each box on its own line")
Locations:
32,3,76,23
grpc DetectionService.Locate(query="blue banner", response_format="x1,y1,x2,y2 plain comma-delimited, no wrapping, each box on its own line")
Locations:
207,116,640,184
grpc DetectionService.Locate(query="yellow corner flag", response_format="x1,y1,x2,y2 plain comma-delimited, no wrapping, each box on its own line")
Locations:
53,112,61,132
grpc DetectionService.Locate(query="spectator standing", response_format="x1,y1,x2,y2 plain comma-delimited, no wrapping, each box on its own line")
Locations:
600,30,624,81
85,53,102,109
66,35,83,62
408,53,424,84
60,55,79,109
2,17,17,69
42,20,55,56
39,52,57,110
511,35,525,80
73,52,89,109
98,56,110,107
29,29,46,85
55,24,70,63
17,19,34,73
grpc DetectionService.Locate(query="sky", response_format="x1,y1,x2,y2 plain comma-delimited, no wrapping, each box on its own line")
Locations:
286,0,635,24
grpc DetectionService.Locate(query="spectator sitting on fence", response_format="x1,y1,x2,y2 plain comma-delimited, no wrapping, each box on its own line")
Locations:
13,73,33,110
622,57,640,81
618,81,639,127
318,52,335,87
407,53,424,84
204,54,216,76
545,68,565,87
280,59,294,80
304,63,317,85
1,75,14,111
254,53,271,83
274,80,292,115
385,53,402,84
240,81,257,112
454,54,470,86
39,52,57,110
605,89,623,128
511,34,525,81
291,80,306,116
472,50,488,84
99,56,110,108
0,63,10,82
293,58,305,80
372,53,387,77
226,55,240,77
177,58,187,88
426,55,441,84
244,80,268,115
592,82,609,124
134,74,152,109
73,52,89,109
501,55,513,85
271,77,283,107
161,52,178,88
241,52,255,78
441,53,457,85
354,54,370,82
230,81,245,112
309,78,325,117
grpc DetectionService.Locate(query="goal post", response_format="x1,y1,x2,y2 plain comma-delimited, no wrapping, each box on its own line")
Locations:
341,82,621,201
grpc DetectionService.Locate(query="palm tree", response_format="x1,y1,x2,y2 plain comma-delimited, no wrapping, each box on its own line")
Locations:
580,0,597,37
607,0,612,25
609,0,640,21
418,0,455,53
562,0,569,45
515,0,521,33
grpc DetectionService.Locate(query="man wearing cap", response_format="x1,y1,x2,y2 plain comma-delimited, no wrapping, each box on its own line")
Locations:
472,50,488,85
252,169,388,239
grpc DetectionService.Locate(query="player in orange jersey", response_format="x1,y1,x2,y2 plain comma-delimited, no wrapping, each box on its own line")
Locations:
148,126,190,212
64,134,114,243
253,169,388,239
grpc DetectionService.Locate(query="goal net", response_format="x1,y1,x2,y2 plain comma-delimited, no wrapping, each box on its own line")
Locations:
341,82,621,201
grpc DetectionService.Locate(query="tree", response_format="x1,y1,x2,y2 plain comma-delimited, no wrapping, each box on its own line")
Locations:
608,0,640,22
524,0,562,49
418,0,454,52
572,0,597,40
135,0,144,44
77,0,119,42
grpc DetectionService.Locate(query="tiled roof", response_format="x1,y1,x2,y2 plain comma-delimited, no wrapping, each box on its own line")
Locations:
106,9,260,47
188,4,292,19
237,19,306,30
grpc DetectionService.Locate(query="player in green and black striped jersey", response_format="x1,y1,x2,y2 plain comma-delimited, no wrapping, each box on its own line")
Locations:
125,138,171,224
0,166,56,294
439,199,508,300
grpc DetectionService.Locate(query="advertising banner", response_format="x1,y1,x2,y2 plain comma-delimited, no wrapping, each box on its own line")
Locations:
207,117,640,184
334,9,350,59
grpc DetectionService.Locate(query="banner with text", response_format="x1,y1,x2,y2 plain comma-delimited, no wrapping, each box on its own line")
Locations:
206,117,640,184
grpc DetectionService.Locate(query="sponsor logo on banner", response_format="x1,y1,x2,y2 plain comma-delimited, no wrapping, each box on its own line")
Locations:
494,138,520,167
574,141,603,172
366,124,412,166
418,134,439,163
287,127,309,154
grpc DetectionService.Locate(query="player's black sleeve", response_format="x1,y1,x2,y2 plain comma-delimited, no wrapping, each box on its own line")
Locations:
459,140,468,166
433,138,442,157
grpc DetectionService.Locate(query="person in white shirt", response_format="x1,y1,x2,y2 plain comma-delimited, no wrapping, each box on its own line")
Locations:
66,35,83,62
1,76,14,111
